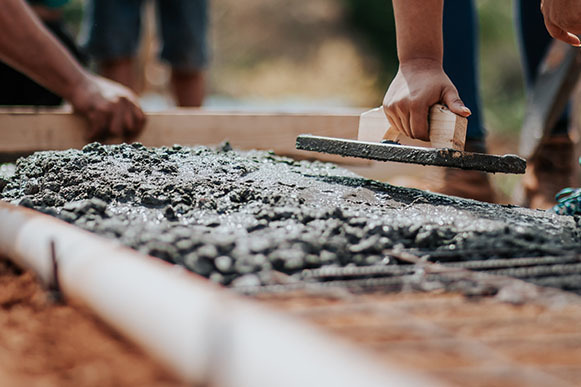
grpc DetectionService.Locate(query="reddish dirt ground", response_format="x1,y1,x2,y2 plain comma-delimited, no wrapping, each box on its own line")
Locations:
257,290,581,387
0,257,185,387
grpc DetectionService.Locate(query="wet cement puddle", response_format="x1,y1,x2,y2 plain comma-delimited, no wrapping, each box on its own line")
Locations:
1,143,579,289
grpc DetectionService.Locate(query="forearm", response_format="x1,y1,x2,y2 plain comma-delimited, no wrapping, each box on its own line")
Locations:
0,0,90,102
392,0,444,64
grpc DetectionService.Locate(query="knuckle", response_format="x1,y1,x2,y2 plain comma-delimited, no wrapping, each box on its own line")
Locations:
383,101,396,114
409,98,424,111
389,100,407,115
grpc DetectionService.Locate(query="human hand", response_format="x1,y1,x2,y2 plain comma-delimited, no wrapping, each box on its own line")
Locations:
69,75,146,141
541,0,581,46
383,58,471,141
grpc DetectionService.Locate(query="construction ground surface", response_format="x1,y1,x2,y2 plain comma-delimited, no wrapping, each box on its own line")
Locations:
0,144,580,386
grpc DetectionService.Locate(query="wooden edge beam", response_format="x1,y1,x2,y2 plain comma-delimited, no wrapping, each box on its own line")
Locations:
0,109,370,166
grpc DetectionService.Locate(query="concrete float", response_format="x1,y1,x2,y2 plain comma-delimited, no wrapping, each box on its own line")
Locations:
0,200,436,387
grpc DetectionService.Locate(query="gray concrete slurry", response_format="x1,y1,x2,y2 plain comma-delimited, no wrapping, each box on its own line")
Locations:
0,143,579,287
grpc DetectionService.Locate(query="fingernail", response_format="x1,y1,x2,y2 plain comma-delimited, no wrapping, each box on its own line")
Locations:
461,107,472,115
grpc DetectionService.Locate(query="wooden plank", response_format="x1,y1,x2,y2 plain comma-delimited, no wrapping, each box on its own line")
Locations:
428,104,467,150
0,108,369,165
357,104,467,150
357,107,394,142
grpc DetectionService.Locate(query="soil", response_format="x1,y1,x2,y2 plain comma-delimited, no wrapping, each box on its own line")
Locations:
0,256,184,387
1,143,580,289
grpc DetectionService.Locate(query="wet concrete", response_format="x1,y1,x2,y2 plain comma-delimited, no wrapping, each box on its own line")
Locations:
296,135,527,174
0,143,579,287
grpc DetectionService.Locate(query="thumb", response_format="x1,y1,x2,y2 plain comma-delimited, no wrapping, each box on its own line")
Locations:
545,21,581,46
442,88,471,118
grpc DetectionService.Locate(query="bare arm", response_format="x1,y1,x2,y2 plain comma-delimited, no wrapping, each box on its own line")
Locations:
383,0,470,141
541,0,581,46
0,0,145,140
393,0,443,64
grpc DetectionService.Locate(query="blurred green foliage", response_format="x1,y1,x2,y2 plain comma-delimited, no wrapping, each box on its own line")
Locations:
478,0,525,135
62,0,84,35
341,0,397,84
342,0,525,135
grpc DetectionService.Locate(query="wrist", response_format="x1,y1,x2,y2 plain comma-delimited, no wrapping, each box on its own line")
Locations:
399,57,443,70
66,72,97,112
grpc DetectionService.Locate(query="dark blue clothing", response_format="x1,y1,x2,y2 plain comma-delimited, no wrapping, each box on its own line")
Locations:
515,0,569,135
0,20,86,106
82,0,209,72
442,0,482,140
443,0,568,141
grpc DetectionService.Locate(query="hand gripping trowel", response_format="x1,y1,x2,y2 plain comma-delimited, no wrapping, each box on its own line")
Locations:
296,104,526,174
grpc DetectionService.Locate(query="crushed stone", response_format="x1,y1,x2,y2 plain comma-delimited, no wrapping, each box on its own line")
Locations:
1,143,579,287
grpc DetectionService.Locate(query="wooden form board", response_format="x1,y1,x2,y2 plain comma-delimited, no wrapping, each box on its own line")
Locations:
357,104,467,150
0,108,369,165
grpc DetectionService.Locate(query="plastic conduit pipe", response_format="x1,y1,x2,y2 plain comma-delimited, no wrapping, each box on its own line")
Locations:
0,201,436,387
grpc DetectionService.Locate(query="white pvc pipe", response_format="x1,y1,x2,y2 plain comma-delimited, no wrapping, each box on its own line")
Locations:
0,201,437,387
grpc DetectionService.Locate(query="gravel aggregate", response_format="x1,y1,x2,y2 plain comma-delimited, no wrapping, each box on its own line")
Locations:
1,143,579,287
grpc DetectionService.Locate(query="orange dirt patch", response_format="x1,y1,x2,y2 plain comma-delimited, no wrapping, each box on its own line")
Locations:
0,257,185,387
256,290,581,387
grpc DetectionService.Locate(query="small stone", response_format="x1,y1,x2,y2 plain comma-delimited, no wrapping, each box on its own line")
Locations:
219,142,233,152
215,256,233,273
89,198,108,213
176,239,197,252
319,250,337,265
164,205,177,221
282,252,304,271
364,255,382,265
19,197,35,208
209,272,225,284
147,243,179,263
231,274,261,288
248,238,271,253
0,177,8,192
197,244,218,259
58,210,78,223
141,193,169,207
305,254,320,267
24,181,40,195
234,256,256,274
349,235,379,253
184,254,213,277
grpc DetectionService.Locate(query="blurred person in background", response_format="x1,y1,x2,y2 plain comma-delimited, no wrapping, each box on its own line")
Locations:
0,0,145,140
383,0,580,209
81,0,209,107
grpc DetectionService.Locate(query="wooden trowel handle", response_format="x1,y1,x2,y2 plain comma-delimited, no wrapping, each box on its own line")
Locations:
357,104,468,150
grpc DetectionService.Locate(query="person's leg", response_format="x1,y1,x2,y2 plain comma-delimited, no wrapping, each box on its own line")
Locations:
440,0,497,202
170,70,205,107
443,0,484,144
515,0,569,135
99,58,135,90
157,0,209,107
81,0,143,91
515,0,576,209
